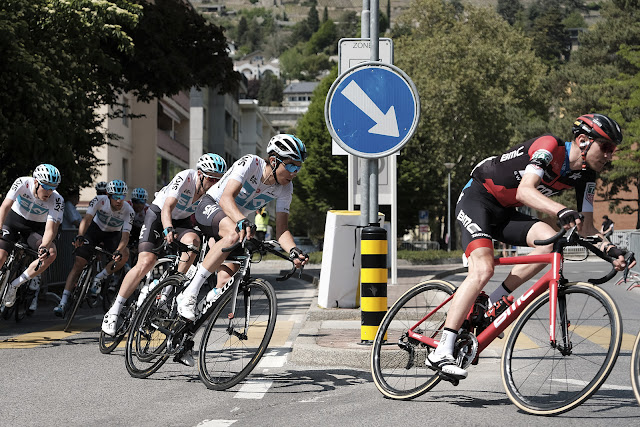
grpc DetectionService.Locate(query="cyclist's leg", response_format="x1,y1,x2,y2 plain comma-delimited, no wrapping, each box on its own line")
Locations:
0,248,8,270
426,180,495,378
175,229,201,274
56,255,88,311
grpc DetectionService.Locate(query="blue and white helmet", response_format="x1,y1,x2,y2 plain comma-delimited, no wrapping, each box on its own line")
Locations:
33,164,61,187
131,187,148,202
267,134,307,162
197,153,227,175
106,179,128,196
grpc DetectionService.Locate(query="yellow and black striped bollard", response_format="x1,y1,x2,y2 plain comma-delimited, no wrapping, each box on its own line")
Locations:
360,226,387,343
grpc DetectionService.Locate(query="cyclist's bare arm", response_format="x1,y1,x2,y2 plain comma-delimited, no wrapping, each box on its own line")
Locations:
274,212,295,252
160,197,179,243
0,196,14,231
73,214,93,248
516,174,568,218
219,179,255,240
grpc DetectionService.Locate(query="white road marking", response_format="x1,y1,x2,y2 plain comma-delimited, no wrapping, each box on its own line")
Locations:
552,378,631,391
234,379,274,399
195,420,236,427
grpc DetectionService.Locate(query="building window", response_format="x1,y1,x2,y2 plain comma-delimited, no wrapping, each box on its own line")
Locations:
157,155,182,190
225,112,232,137
122,98,129,127
233,119,238,141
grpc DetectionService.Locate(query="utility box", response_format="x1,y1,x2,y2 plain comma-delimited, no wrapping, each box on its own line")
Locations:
318,210,384,308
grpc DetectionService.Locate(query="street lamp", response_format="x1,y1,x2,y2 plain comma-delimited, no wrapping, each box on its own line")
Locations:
444,162,456,252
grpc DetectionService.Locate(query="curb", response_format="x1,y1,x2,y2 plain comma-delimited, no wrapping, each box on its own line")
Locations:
289,266,467,369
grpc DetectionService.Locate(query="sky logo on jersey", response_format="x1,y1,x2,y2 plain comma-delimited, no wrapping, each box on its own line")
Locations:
17,195,49,216
175,193,197,213
96,211,125,228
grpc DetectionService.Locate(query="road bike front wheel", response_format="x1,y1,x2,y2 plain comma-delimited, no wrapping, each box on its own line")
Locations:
64,265,93,332
502,282,622,416
631,330,640,406
371,279,456,400
125,275,183,378
99,296,136,354
198,278,277,390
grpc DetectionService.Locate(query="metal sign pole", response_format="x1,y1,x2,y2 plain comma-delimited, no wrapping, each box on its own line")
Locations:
360,0,370,225
368,0,379,226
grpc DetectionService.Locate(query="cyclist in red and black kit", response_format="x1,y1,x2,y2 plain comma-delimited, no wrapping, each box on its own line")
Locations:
426,113,636,379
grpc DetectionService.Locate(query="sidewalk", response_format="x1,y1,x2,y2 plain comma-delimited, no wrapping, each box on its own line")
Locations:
288,261,467,369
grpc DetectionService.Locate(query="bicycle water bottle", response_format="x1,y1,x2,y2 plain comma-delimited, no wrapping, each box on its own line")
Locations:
137,279,159,307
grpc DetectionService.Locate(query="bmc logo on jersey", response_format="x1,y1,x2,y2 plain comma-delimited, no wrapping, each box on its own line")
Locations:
457,209,482,234
500,146,525,162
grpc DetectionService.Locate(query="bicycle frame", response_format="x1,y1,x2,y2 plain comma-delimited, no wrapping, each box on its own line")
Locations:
407,251,564,355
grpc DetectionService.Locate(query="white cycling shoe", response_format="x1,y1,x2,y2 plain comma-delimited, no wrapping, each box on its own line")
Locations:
176,293,197,322
425,352,468,379
102,313,118,336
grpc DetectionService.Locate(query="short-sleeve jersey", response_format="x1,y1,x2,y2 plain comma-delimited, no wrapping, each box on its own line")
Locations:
206,155,293,217
151,169,202,220
5,177,64,223
86,195,135,233
471,135,596,212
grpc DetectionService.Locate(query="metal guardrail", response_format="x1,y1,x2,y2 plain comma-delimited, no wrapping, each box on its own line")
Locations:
398,240,441,251
42,228,77,289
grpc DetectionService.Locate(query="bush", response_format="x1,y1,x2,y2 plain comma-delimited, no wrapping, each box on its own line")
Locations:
398,249,464,264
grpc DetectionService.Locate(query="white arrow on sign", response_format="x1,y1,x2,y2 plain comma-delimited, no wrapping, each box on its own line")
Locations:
340,80,399,137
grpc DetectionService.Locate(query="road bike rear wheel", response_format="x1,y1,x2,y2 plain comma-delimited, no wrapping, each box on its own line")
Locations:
502,282,622,415
125,275,183,378
198,278,277,390
371,279,456,400
64,266,92,332
631,330,640,406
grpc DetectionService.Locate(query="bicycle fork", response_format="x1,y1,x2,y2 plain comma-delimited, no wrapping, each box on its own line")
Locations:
552,289,573,356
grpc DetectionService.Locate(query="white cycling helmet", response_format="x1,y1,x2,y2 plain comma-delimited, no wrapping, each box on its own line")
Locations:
106,179,128,196
33,164,61,187
95,181,108,193
197,153,227,175
267,134,307,162
131,187,148,202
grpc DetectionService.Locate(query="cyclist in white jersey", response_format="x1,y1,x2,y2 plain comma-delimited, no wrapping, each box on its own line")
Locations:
0,164,64,308
178,134,310,322
101,154,227,337
54,180,135,316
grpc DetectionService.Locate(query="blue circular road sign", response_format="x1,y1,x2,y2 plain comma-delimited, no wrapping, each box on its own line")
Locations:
325,62,420,158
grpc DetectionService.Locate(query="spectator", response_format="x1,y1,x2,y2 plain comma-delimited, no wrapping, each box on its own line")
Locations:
255,207,269,241
600,215,614,240
61,190,82,229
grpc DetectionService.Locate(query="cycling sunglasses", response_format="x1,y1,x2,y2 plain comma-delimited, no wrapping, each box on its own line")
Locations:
277,159,302,174
131,198,145,204
203,174,220,183
110,194,126,201
40,183,57,191
596,140,617,154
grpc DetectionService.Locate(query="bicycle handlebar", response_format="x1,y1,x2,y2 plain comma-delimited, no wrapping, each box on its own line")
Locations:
222,238,298,281
532,224,634,285
1,238,43,272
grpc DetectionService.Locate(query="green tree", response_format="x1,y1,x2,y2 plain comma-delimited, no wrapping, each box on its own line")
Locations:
307,0,320,33
257,73,284,106
305,20,338,55
0,0,239,193
497,0,524,25
546,0,640,227
529,6,571,68
290,67,347,237
393,0,548,237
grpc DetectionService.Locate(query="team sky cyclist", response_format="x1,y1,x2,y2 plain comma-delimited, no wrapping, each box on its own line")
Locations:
0,164,64,308
426,113,636,380
54,180,135,316
95,181,108,196
101,153,227,336
177,134,310,323
128,187,149,248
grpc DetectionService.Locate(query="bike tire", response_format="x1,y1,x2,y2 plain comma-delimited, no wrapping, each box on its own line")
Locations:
501,282,622,415
198,278,277,390
371,279,456,400
631,330,640,407
99,297,136,354
124,275,183,378
64,265,92,332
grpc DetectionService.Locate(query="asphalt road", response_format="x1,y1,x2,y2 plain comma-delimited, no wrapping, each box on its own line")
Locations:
1,260,639,426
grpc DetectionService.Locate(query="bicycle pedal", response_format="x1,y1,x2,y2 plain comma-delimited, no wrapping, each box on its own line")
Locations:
438,372,461,386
